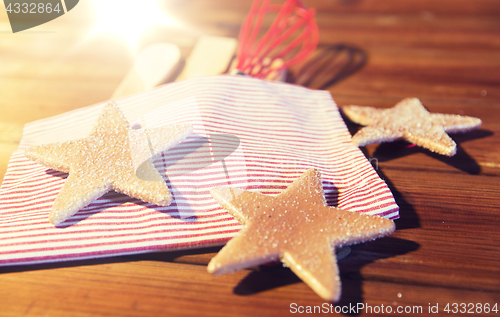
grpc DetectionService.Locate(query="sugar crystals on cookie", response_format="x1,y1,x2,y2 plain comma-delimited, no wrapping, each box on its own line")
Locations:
25,101,193,226
208,168,395,302
342,98,482,156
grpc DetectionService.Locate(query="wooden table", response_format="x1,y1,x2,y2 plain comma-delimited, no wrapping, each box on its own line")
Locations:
1,0,499,315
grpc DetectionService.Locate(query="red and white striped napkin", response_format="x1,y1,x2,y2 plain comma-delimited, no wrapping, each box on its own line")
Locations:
0,75,398,266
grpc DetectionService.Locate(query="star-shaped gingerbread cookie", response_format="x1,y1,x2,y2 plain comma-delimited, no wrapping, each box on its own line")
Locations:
207,168,395,302
342,98,482,156
25,101,193,226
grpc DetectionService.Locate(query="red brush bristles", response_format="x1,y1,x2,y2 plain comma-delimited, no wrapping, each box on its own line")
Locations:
235,0,319,79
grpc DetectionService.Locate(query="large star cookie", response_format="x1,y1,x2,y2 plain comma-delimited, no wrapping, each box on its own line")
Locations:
25,101,193,226
207,168,395,302
342,98,482,156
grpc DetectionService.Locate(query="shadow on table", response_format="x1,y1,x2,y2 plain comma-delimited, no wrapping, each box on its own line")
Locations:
371,129,492,175
233,237,419,313
373,167,420,230
290,43,367,90
335,237,419,314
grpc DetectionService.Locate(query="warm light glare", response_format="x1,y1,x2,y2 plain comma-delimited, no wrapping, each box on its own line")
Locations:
90,0,178,49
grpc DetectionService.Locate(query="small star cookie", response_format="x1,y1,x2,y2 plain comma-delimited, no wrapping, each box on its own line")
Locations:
342,98,482,156
25,101,193,226
207,168,395,302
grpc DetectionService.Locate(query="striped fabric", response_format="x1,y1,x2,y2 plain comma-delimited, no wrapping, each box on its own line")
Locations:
0,75,398,266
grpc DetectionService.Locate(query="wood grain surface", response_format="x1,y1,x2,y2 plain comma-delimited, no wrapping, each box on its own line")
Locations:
1,0,499,316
